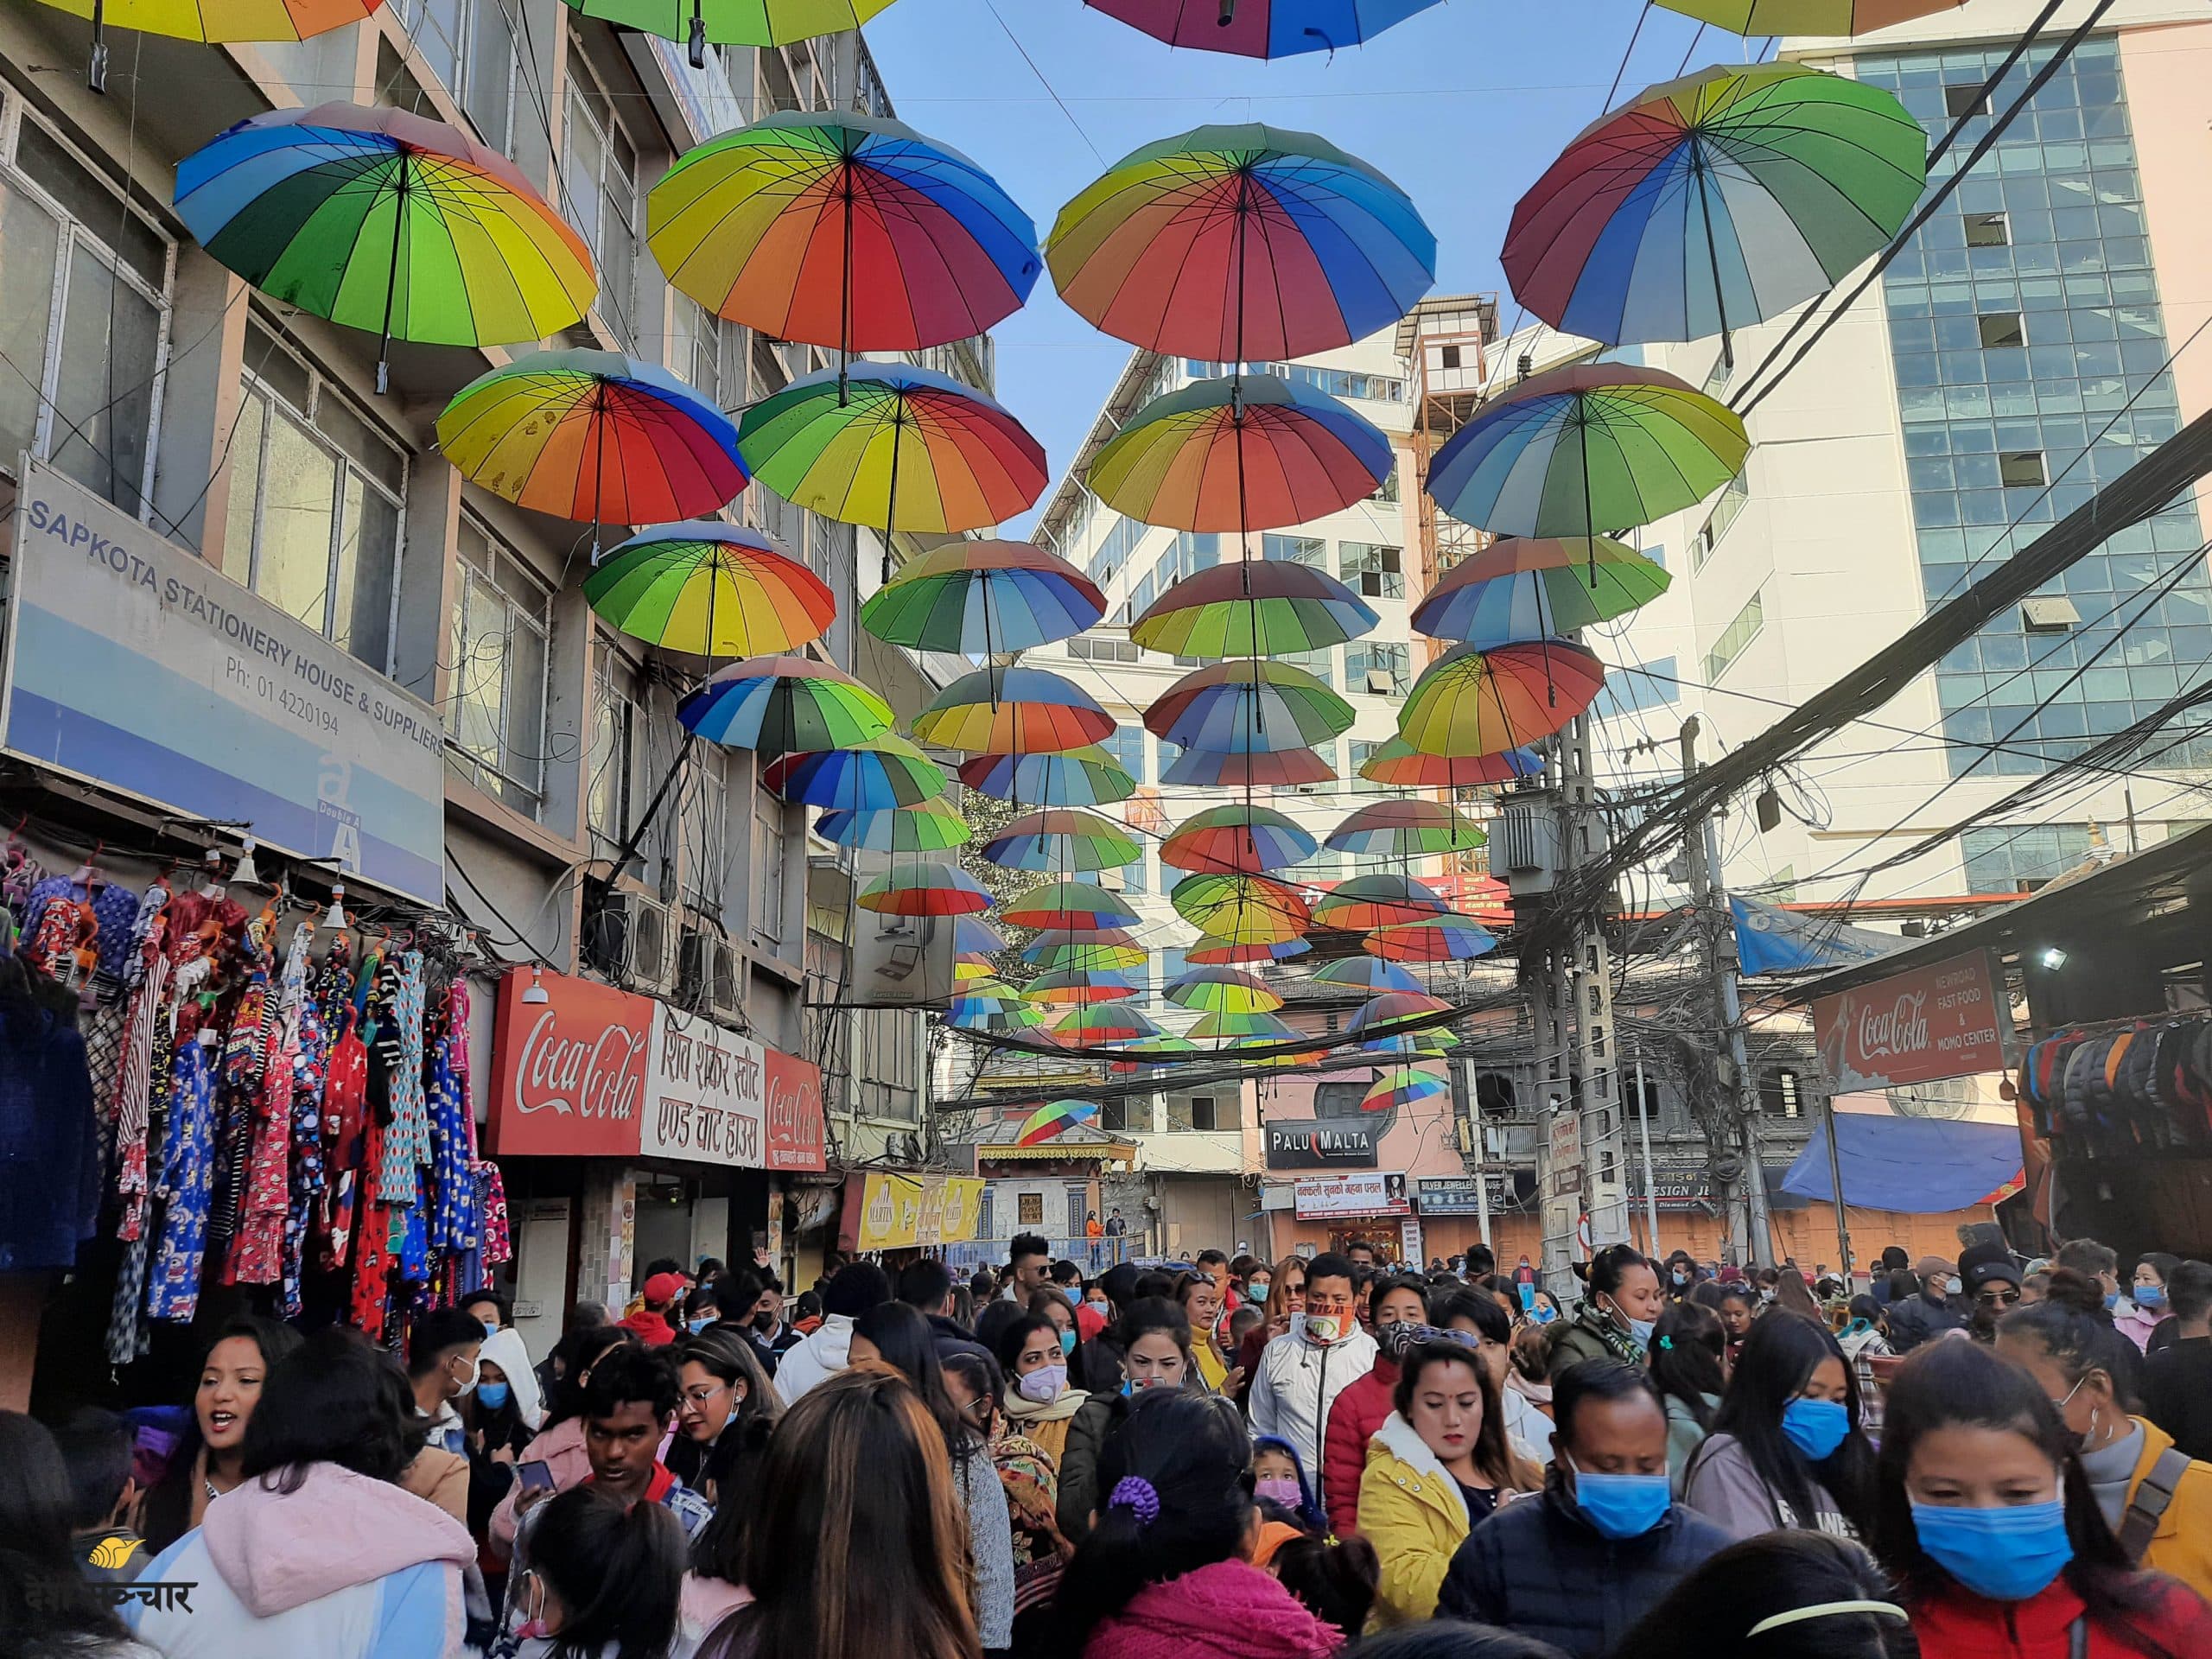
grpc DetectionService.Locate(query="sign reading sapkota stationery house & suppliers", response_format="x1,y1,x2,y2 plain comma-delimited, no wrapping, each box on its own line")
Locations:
486,968,652,1158
1811,949,2012,1093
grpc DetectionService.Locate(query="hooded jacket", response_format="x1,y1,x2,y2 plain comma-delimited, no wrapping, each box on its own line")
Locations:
1080,1558,1342,1659
1358,1411,1474,1627
1909,1571,2212,1659
127,1463,474,1659
771,1312,855,1406
1320,1351,1399,1536
487,1415,591,1559
477,1325,544,1431
1248,1323,1380,1518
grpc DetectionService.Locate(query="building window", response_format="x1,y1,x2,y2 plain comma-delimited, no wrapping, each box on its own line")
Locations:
563,55,639,343
1689,470,1749,569
676,301,741,411
1440,344,1461,369
1978,312,2025,350
1370,466,1400,504
589,644,664,880
1263,532,1326,567
0,107,172,514
1275,646,1335,688
1313,1082,1366,1118
1099,724,1147,783
222,322,405,672
753,789,787,944
1168,1092,1232,1131
404,0,516,149
1591,656,1678,719
1341,542,1404,600
1348,737,1386,793
1942,82,1986,119
1963,212,2010,248
447,518,551,813
1346,640,1409,696
977,1186,995,1238
1067,633,1141,664
1999,450,2046,488
1017,1192,1044,1228
681,751,729,911
1758,1067,1804,1119
1961,823,2094,893
1703,588,1764,683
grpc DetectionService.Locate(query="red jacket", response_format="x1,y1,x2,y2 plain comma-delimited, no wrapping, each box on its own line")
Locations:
1911,1573,2212,1659
1320,1353,1400,1536
617,1306,677,1347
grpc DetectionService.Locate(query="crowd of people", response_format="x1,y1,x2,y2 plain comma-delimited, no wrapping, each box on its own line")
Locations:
4,1229,2212,1659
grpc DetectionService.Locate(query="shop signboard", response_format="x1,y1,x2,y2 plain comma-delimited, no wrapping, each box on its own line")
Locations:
1416,1175,1511,1215
486,969,652,1158
916,1179,950,1248
938,1176,983,1243
1294,1171,1412,1219
1811,949,2010,1092
1264,1118,1378,1170
763,1045,827,1172
645,1005,765,1167
842,1171,924,1251
3,459,446,904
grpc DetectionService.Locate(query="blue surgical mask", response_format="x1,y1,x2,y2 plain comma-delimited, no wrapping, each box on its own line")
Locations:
477,1381,511,1412
1249,1278,1270,1299
480,1319,499,1339
1058,1327,1077,1356
2136,1284,2166,1310
2104,1288,2122,1310
1571,1466,1673,1539
1626,1317,1656,1346
1910,1500,2073,1601
1063,1286,1082,1305
1782,1397,1852,1462
687,1316,712,1333
1533,1304,1557,1325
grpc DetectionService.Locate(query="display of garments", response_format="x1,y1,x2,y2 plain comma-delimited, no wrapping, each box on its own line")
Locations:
373,951,429,1205
22,874,139,990
147,1040,219,1320
112,950,170,1242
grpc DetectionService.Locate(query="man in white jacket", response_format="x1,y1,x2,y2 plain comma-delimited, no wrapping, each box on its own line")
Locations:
773,1261,892,1406
1248,1252,1377,1515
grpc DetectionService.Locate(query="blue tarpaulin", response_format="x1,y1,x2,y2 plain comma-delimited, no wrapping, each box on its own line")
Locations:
1732,896,1901,976
1783,1113,2023,1212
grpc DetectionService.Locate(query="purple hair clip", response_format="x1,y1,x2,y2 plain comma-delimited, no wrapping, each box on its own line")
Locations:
1108,1475,1161,1529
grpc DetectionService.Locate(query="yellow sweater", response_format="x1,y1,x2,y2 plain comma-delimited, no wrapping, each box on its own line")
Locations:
2126,1417,2212,1604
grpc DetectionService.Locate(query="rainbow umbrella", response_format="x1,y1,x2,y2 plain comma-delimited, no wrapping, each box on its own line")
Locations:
1160,804,1318,874
1002,880,1141,932
1412,537,1669,648
1424,364,1747,542
175,105,592,393
1047,124,1435,363
1360,1027,1460,1058
950,976,1023,1004
982,809,1143,873
953,954,997,983
948,988,1051,1035
1502,63,1926,366
912,667,1116,755
1017,1098,1103,1146
1187,934,1312,965
1023,934,1149,973
1657,0,1962,32
1146,661,1354,755
1400,640,1606,758
1172,873,1309,944
1022,972,1143,1007
1313,875,1450,931
1326,799,1487,858
1189,1009,1303,1047
1111,1033,1203,1071
1358,738,1544,789
585,522,833,656
1363,1064,1449,1112
857,861,993,917
957,917,1007,954
815,801,972,853
958,747,1138,806
1090,374,1392,534
678,655,893,753
1312,957,1425,994
1165,966,1284,1014
563,0,895,54
648,111,1036,365
1347,989,1452,1034
1084,0,1444,57
861,541,1104,656
54,0,379,86
763,734,946,810
1365,915,1497,963
1055,1005,1164,1050
1162,746,1336,790
1133,561,1377,658
439,351,747,552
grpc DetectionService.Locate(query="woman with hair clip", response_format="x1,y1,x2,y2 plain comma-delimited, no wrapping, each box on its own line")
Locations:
1611,1530,1915,1659
1547,1243,1661,1377
1053,1390,1338,1659
1649,1302,1727,1497
1682,1311,1877,1541
511,1484,684,1659
1996,1267,2212,1601
670,1329,779,1509
1874,1337,2211,1658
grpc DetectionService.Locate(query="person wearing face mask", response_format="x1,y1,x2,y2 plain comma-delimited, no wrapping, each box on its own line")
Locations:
1436,1360,1732,1656
1876,1337,2212,1659
462,1290,509,1338
1548,1244,1662,1378
1996,1268,2212,1602
996,1310,1091,1464
1662,1250,1701,1303
503,1484,684,1659
2120,1253,2181,1354
1249,1253,1381,1520
668,1329,779,1508
397,1306,484,1527
1058,1298,1206,1544
1234,1255,1306,1412
1322,1274,1432,1535
1881,1255,1968,1354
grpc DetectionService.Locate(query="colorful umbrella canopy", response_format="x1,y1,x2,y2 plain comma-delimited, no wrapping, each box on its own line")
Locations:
1412,537,1670,648
175,105,592,391
1055,1005,1164,1049
1160,804,1318,874
1325,799,1487,858
1186,934,1312,965
1161,745,1336,790
1002,880,1141,932
763,733,947,810
1502,63,1926,363
1311,957,1425,994
1084,0,1445,56
584,522,833,657
982,809,1144,872
1046,124,1436,363
1360,1027,1460,1058
1016,1098,1102,1146
439,351,747,540
861,541,1105,656
678,655,893,752
947,990,1051,1034
648,111,1037,357
1313,874,1451,931
1111,1034,1203,1071
1363,1064,1449,1112
949,976,1023,1006
1172,872,1310,944
563,0,894,55
958,747,1138,806
1165,966,1285,1014
1424,364,1747,541
52,0,379,51
1189,1009,1303,1046
1399,640,1607,758
815,801,972,853
953,954,997,983
911,666,1116,755
1146,661,1355,754
1656,0,1962,32
1021,971,1142,1006
1347,989,1452,1033
1133,560,1377,658
856,861,993,917
1364,915,1498,963
956,917,1007,955
1090,374,1392,534
1023,935,1149,973
1358,738,1545,789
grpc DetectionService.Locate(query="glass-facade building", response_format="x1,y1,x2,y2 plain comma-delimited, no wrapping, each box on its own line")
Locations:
1860,35,2212,776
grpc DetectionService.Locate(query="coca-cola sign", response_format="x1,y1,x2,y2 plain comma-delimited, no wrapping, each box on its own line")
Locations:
1812,950,2011,1094
764,1046,827,1172
486,969,652,1157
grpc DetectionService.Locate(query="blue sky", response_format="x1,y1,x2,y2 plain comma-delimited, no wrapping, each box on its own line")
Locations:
865,0,1743,528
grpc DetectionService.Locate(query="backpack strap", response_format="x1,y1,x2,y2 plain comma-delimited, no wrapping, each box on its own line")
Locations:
2117,1446,2191,1566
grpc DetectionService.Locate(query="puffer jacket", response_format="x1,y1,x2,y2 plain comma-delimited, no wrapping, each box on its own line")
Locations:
1910,1572,2212,1659
1358,1412,1472,1626
1319,1352,1399,1535
1248,1325,1379,1518
1546,1302,1643,1379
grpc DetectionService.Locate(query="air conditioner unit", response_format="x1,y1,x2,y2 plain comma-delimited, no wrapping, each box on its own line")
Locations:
709,938,741,1021
677,928,738,1013
582,886,675,992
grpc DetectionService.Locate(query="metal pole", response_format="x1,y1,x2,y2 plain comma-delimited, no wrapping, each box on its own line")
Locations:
1634,1048,1661,1257
1821,1091,1853,1287
1468,1063,1493,1253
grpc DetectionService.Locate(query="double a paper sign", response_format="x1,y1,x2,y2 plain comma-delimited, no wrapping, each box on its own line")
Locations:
3,461,444,903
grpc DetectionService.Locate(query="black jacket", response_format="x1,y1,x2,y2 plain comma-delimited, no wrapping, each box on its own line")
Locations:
1436,1477,1733,1658
1883,1290,1966,1352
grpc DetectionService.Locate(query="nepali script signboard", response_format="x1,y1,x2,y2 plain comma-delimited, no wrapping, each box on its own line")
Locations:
3,459,446,903
1811,949,2012,1093
645,1005,829,1173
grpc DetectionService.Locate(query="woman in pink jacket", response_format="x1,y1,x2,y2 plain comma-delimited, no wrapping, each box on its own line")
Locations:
487,1326,633,1560
1320,1276,1430,1535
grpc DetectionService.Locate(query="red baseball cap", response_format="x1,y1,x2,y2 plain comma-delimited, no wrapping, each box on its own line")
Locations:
644,1271,688,1304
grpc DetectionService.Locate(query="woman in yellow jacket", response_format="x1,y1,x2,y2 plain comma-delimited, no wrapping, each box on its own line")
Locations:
1357,1332,1542,1627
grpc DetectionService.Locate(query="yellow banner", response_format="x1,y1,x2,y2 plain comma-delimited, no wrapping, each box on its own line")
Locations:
938,1176,983,1243
916,1177,950,1248
855,1173,924,1250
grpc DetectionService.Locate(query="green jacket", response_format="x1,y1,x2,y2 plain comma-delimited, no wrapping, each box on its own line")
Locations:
1547,1302,1646,1380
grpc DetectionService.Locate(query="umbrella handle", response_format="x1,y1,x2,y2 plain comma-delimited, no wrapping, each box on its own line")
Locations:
688,3,707,67
1217,0,1235,22
87,0,107,92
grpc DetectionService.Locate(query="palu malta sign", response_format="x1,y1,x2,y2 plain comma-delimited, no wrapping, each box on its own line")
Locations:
1811,949,2012,1093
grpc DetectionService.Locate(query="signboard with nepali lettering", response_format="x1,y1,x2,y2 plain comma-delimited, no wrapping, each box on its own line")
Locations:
1811,949,2012,1093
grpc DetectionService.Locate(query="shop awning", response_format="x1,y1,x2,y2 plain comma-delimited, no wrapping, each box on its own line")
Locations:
1781,1114,2023,1212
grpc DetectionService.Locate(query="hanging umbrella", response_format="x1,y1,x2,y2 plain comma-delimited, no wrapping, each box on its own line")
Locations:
1189,1009,1303,1046
1412,537,1669,648
1047,123,1436,362
856,861,993,917
958,747,1139,806
1002,880,1141,932
1024,936,1149,973
1399,640,1606,758
55,0,379,88
1311,957,1424,994
1111,1033,1204,1071
1133,561,1377,658
861,541,1105,655
1171,872,1309,944
175,105,592,394
1424,364,1748,541
949,976,1023,1005
1162,745,1336,790
953,953,997,983
911,666,1116,755
678,655,893,752
1016,1099,1103,1146
763,734,946,810
564,0,896,56
649,111,1036,361
1187,934,1312,965
1084,0,1444,55
1502,63,1927,366
585,521,834,656
1165,966,1284,1014
1365,915,1498,963
1021,972,1143,1006
1160,804,1318,874
1055,1005,1164,1050
1090,374,1392,534
1363,1064,1450,1112
982,809,1143,872
1326,799,1487,858
1361,1027,1460,1058
1656,0,1962,32
948,989,1051,1034
438,351,747,552
815,801,972,853
1358,738,1544,789
1347,989,1452,1033
956,917,1006,955
1313,874,1450,931
1146,661,1354,755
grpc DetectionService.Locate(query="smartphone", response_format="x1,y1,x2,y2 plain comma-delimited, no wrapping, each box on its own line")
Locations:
517,1460,555,1494
1517,1281,1536,1313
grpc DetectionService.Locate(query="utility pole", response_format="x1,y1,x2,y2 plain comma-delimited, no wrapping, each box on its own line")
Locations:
1679,716,1773,1267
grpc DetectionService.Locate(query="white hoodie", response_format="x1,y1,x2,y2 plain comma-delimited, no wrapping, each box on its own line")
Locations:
772,1312,855,1406
1248,1319,1379,1511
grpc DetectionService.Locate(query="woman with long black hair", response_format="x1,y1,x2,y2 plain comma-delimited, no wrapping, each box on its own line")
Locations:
139,1314,303,1554
1682,1311,1876,1541
0,1412,149,1659
512,1484,684,1659
1649,1302,1727,1496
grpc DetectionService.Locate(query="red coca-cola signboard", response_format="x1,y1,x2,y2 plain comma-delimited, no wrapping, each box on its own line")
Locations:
487,968,652,1157
763,1045,826,1172
1811,949,2012,1094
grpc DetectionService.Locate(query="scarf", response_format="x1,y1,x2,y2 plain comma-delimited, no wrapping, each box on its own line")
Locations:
1573,1299,1647,1365
1002,1384,1088,1426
